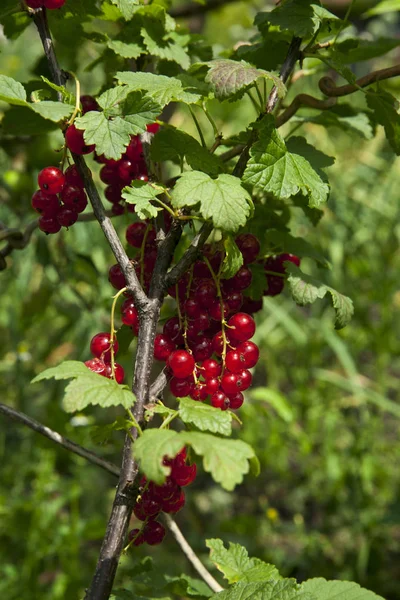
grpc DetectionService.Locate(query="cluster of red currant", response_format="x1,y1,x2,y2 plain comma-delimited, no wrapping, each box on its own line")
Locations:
31,165,87,234
84,333,125,384
25,0,66,9
128,447,196,546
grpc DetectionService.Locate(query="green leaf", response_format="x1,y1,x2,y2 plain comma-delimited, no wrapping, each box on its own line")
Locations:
141,23,190,70
286,263,354,329
30,101,74,122
204,59,285,101
75,112,133,160
300,578,385,600
133,429,257,490
367,90,400,155
171,171,252,233
222,236,243,279
292,107,373,140
31,361,135,413
335,37,400,63
266,230,330,268
364,0,400,16
123,91,163,133
0,75,27,106
116,71,204,106
40,76,75,105
122,181,163,220
150,127,222,176
265,0,339,38
178,397,232,436
210,580,312,600
1,106,58,135
206,539,279,584
0,0,18,20
110,0,139,20
108,39,144,59
163,574,213,598
243,117,333,208
251,387,294,423
97,85,132,113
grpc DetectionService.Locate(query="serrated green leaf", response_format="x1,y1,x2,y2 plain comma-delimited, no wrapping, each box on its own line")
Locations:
150,127,222,176
0,75,27,106
292,108,373,140
116,71,204,106
141,23,190,70
75,112,134,160
0,0,18,20
163,574,213,598
266,0,339,38
171,171,252,233
108,39,144,59
123,91,163,133
300,578,385,600
30,101,74,122
336,37,400,63
31,360,92,383
97,85,131,113
122,181,163,219
1,106,58,135
178,397,232,436
62,376,134,412
210,580,312,600
90,417,131,445
110,0,139,20
266,230,330,268
206,539,279,584
222,236,243,278
204,59,285,101
286,263,354,329
367,90,400,155
243,117,333,208
133,429,257,490
41,76,75,105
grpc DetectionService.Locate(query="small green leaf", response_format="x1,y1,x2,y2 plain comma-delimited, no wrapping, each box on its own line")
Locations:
243,117,333,208
292,107,373,140
210,580,312,600
110,0,139,20
122,181,164,220
75,112,134,160
97,85,131,113
108,39,144,59
30,101,74,122
150,127,222,176
141,23,190,70
116,71,204,106
133,429,186,484
204,59,285,101
171,171,252,233
367,90,400,155
0,75,27,106
178,397,232,436
265,0,339,38
286,263,354,329
300,578,385,600
123,91,163,134
163,574,213,598
206,539,279,584
41,76,75,104
222,236,243,279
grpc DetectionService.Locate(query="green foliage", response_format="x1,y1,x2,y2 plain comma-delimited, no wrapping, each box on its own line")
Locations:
262,0,339,38
31,361,135,412
110,0,139,20
206,539,279,583
367,90,400,155
222,237,243,278
299,579,385,600
178,397,233,436
210,580,312,600
116,71,204,106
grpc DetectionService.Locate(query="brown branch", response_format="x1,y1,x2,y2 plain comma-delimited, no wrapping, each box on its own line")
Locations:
31,8,67,98
219,144,245,162
165,222,213,289
319,63,400,97
275,94,337,128
169,0,240,18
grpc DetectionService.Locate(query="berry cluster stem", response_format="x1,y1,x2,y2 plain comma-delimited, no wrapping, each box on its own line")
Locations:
110,287,127,379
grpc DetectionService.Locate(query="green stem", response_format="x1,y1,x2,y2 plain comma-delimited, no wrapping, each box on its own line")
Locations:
254,84,265,113
202,103,219,138
246,90,262,115
189,105,207,148
127,408,143,436
110,286,127,378
159,412,179,429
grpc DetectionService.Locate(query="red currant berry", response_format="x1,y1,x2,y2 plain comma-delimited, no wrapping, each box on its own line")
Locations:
90,332,119,362
189,336,213,362
57,206,78,227
167,350,195,379
126,222,148,248
141,492,162,517
161,489,185,514
128,528,145,546
44,0,66,8
112,203,125,216
202,358,222,379
25,0,44,8
60,185,87,213
221,372,240,395
100,165,119,185
211,391,230,410
196,280,217,307
80,95,99,114
183,298,201,319
279,253,301,269
209,300,229,322
133,500,147,521
126,136,143,161
212,331,229,356
225,350,246,373
118,159,136,184
137,174,149,182
225,291,243,313
105,185,123,204
38,166,65,195
154,334,175,361
121,298,139,328
228,312,255,342
65,124,95,155
31,190,60,215
241,296,263,313
64,164,84,188
84,358,106,375
163,317,184,345
108,263,126,290
150,478,179,501
236,340,259,368
264,276,284,296
204,377,220,394
190,383,208,401
226,265,253,292
227,391,244,409
104,362,125,383
147,122,160,134
235,233,260,264
143,520,166,546
171,463,197,486
170,377,194,398
38,215,61,234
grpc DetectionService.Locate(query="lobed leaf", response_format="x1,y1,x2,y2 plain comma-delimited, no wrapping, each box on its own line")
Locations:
206,539,279,584
264,0,339,38
178,397,232,436
300,578,385,600
30,101,74,122
122,181,164,220
210,580,313,600
116,71,204,106
0,74,27,106
222,236,244,279
367,90,400,155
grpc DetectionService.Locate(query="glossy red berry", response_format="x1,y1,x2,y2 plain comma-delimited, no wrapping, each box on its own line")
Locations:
170,377,194,398
38,166,65,195
38,215,61,234
228,312,255,342
147,122,160,134
108,263,126,290
143,520,166,545
227,391,244,409
204,377,220,394
212,331,229,356
264,276,284,296
150,477,179,501
163,317,184,345
225,350,246,373
100,165,119,185
189,336,213,362
84,358,106,375
241,296,263,314
57,206,78,227
237,341,259,368
141,492,162,517
202,358,222,379
118,159,136,183
235,233,260,264
128,528,144,547
90,332,119,362
64,164,84,188
112,203,125,216
161,489,185,514
31,190,60,215
167,350,195,379
190,383,208,401
184,298,201,319
104,362,125,384
105,186,122,204
171,463,197,486
60,185,87,212
226,265,253,292
196,280,217,307
121,298,139,328
211,391,230,410
65,124,95,155
126,136,143,161
237,369,252,390
44,0,66,8
154,334,175,361
220,372,240,395
126,222,148,248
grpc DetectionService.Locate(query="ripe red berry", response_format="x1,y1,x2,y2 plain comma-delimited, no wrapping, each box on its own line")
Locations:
150,478,179,501
226,265,253,292
225,350,246,373
161,489,185,514
184,298,201,319
25,0,44,8
84,358,106,375
228,312,255,342
104,362,125,384
80,95,99,114
121,298,139,328
189,336,213,362
61,185,87,212
141,492,162,517
126,136,143,161
57,206,78,227
31,190,60,215
225,291,243,313
167,350,195,379
220,372,240,395
264,276,284,296
44,0,66,8
211,391,230,410
237,340,259,369
126,222,148,248
212,331,229,356
90,332,119,362
65,124,95,155
154,334,175,361
100,165,119,185
105,185,123,204
190,383,208,401
108,263,126,290
143,520,166,546
147,122,160,134
202,358,222,379
118,159,136,183
163,317,184,345
196,280,217,307
64,164,84,188
170,377,194,398
128,528,144,547
112,203,125,216
171,463,197,486
38,166,65,195
241,296,263,313
38,215,61,234
228,391,244,409
204,377,220,394
235,233,260,264
237,369,252,390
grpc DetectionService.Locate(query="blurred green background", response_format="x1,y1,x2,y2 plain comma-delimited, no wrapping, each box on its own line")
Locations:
1,1,400,599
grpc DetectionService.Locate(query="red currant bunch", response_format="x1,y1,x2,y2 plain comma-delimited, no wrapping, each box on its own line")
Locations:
85,332,124,383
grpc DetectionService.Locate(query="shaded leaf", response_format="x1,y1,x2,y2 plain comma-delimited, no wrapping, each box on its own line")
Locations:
178,397,232,436
108,39,144,59
300,578,385,600
116,71,204,106
30,101,74,122
75,111,135,160
265,0,339,38
367,90,400,155
222,236,243,279
110,0,139,20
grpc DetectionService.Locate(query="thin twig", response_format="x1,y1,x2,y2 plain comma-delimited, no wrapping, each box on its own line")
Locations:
31,8,67,98
161,514,224,593
275,94,336,128
318,63,400,97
